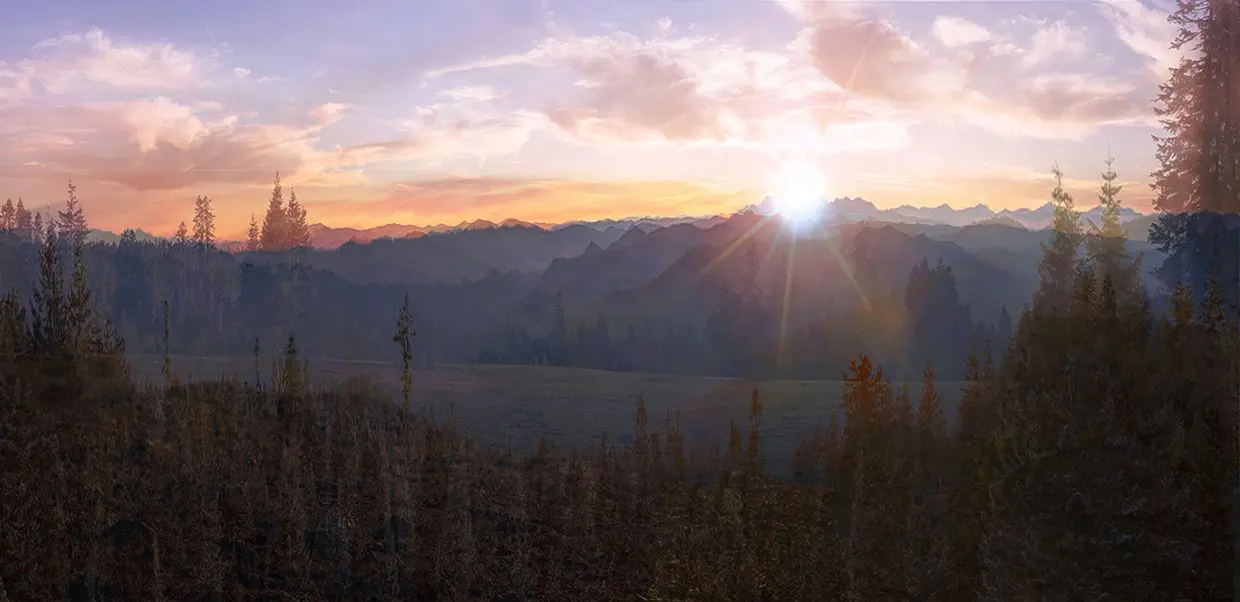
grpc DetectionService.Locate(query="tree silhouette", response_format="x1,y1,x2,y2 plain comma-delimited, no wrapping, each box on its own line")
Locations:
393,293,416,412
192,195,216,249
246,213,261,252
57,181,89,247
286,188,311,249
261,173,288,252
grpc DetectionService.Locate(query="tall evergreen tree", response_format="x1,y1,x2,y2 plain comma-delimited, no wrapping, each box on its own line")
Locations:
58,181,89,247
28,220,65,356
191,195,216,249
0,199,13,231
246,214,261,252
286,188,311,249
1087,155,1143,303
1033,164,1082,313
29,211,41,244
173,222,189,246
14,200,32,241
260,173,288,252
1150,0,1240,307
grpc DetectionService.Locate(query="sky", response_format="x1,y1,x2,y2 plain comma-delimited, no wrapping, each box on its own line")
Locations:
0,0,1182,238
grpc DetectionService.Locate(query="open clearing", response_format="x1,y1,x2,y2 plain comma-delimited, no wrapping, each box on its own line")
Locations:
130,354,965,475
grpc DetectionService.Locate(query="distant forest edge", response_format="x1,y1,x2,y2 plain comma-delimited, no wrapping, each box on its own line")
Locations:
0,165,1220,382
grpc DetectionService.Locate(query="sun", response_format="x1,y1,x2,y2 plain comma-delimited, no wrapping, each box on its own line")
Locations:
772,161,828,226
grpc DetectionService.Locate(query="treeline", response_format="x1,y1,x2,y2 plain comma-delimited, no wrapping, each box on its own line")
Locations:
0,162,1234,598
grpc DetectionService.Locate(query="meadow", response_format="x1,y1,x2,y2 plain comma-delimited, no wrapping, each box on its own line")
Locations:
129,354,965,476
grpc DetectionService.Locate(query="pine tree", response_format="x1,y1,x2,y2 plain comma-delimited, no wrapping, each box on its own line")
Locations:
191,195,216,249
1033,163,1082,313
279,332,303,396
260,173,288,252
28,210,41,244
14,200,32,241
65,224,97,354
1087,154,1142,303
173,222,189,246
29,220,65,356
1150,0,1240,305
393,293,416,412
0,199,14,231
246,214,261,252
286,188,311,249
57,181,89,247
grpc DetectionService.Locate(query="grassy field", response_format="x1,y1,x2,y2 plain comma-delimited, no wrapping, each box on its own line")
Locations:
129,354,965,476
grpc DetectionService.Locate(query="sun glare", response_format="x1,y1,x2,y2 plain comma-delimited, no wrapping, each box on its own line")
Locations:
772,162,827,226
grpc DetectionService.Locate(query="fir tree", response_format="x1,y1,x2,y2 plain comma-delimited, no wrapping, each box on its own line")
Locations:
14,200,32,241
191,195,216,249
0,199,13,231
28,210,41,244
286,188,311,249
173,222,189,246
57,181,89,247
1033,163,1082,313
1149,0,1240,305
260,173,288,252
246,214,261,252
28,220,65,356
1087,154,1142,303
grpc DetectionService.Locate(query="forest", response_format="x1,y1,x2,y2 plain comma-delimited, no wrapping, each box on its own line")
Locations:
0,1,1238,600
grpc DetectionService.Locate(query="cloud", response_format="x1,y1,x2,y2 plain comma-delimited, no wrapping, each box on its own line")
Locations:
933,17,992,47
0,97,330,190
1019,20,1089,69
439,85,507,101
17,28,205,94
310,102,349,126
426,28,901,156
1095,0,1181,79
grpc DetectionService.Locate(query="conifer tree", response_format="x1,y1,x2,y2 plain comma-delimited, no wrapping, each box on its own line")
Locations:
191,195,216,249
1150,0,1240,305
1033,164,1082,313
1087,155,1142,302
14,200,32,241
393,293,415,412
173,222,189,246
279,332,303,396
28,210,40,244
286,188,311,249
29,220,65,356
65,223,97,355
246,214,261,252
260,173,288,252
57,181,89,247
0,199,13,231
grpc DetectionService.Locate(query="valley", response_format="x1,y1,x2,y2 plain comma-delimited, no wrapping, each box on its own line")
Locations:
130,354,964,476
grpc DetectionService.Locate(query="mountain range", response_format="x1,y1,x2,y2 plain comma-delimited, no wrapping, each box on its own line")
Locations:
80,198,1155,250
294,198,1154,249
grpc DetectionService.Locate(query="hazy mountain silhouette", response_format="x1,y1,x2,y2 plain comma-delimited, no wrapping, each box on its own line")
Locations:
247,223,627,285
745,197,1148,230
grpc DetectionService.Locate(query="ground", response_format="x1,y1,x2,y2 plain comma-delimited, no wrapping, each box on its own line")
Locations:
130,354,965,476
